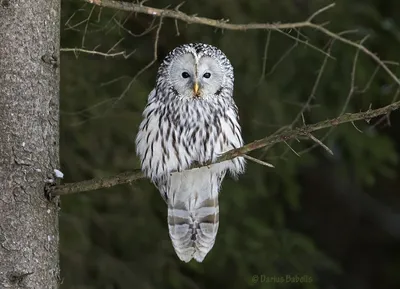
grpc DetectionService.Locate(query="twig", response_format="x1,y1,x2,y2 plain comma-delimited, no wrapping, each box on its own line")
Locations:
257,31,271,84
339,36,367,115
274,28,334,59
113,17,157,37
284,140,300,157
60,97,118,116
111,16,163,107
306,133,334,155
266,38,298,76
370,87,400,129
351,121,363,133
82,5,95,47
49,99,400,196
106,37,125,55
356,66,379,94
243,155,274,168
307,3,336,22
290,38,334,127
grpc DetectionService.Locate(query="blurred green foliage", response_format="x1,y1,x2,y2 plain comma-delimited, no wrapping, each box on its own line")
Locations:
60,0,400,288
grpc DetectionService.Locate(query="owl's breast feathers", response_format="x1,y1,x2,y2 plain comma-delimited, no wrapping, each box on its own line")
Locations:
135,89,245,183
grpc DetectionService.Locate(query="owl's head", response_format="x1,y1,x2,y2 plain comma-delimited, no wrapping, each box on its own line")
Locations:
156,43,234,100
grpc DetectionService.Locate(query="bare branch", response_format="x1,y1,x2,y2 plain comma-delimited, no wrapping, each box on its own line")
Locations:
48,170,144,196
60,47,135,58
277,38,334,159
82,1,400,87
266,38,298,76
85,0,324,30
290,38,334,127
339,36,367,115
307,3,336,22
284,140,301,157
370,87,400,130
111,16,163,107
274,28,334,59
49,100,400,196
243,155,275,168
351,121,363,133
308,23,400,87
113,17,157,37
82,5,95,47
357,66,380,94
60,97,118,116
298,38,366,156
306,133,334,155
67,15,165,127
257,31,272,84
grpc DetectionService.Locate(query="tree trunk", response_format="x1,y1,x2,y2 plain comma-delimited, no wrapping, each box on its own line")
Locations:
0,0,60,288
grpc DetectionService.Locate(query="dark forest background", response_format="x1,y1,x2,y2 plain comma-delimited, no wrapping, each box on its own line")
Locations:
60,0,400,288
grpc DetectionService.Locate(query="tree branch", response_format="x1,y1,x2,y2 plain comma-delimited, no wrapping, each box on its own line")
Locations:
50,100,400,196
60,47,135,58
82,1,400,87
85,0,330,30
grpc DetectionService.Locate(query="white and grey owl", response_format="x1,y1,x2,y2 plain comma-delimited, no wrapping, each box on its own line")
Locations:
135,43,245,262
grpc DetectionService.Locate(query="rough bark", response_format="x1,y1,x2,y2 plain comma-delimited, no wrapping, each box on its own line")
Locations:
0,0,60,288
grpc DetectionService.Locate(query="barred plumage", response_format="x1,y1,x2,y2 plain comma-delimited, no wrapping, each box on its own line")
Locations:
135,43,245,262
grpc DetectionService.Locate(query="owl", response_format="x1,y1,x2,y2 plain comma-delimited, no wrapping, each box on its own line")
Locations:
135,43,245,262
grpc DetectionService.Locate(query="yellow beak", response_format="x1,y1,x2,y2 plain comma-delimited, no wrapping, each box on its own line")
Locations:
193,82,199,96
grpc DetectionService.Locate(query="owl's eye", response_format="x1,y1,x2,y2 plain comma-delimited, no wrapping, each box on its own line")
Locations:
181,72,190,78
203,72,211,79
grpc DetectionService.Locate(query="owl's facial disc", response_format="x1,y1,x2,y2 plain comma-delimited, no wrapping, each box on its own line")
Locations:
170,53,224,99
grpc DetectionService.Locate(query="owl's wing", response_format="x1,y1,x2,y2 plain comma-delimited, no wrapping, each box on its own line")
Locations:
218,103,246,177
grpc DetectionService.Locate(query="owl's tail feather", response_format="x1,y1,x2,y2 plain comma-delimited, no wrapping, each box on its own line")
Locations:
168,196,219,262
